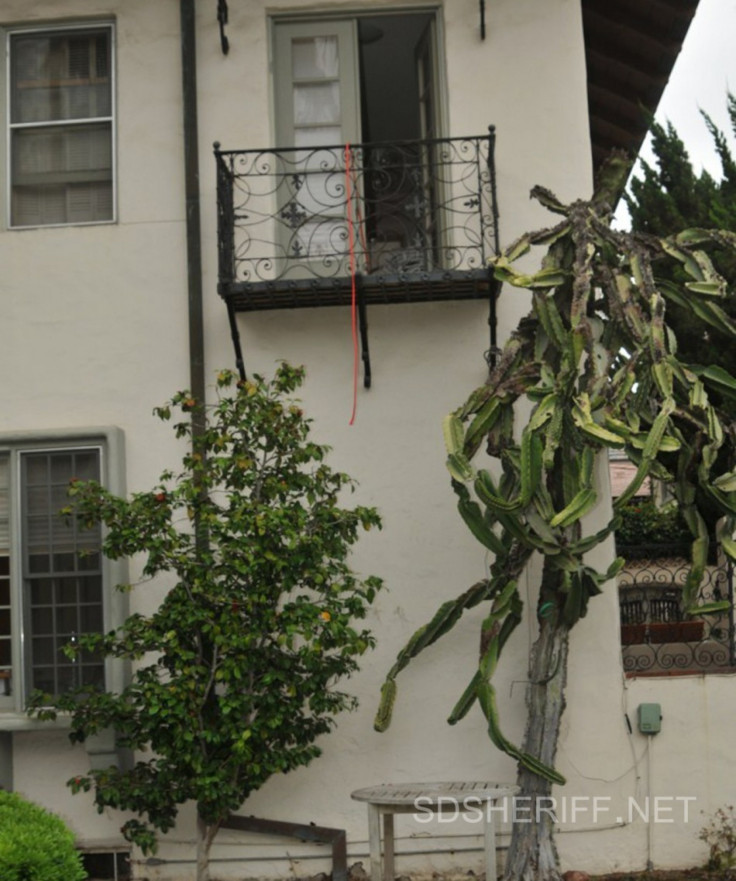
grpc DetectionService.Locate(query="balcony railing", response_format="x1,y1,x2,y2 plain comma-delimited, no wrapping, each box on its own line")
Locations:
618,546,735,674
215,130,499,310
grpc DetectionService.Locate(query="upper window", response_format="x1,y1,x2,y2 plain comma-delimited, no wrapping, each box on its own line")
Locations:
8,25,114,228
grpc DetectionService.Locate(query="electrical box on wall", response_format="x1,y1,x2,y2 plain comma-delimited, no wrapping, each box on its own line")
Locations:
638,703,662,734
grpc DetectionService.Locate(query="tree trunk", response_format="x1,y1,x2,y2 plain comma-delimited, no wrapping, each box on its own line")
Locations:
196,814,219,881
503,613,570,881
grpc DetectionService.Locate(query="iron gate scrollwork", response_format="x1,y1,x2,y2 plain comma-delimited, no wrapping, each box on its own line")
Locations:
618,548,735,674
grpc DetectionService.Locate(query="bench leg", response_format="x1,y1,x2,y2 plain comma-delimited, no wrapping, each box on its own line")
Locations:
484,804,496,881
383,813,395,881
368,804,383,881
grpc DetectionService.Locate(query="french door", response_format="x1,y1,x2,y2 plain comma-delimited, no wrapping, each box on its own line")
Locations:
272,14,440,277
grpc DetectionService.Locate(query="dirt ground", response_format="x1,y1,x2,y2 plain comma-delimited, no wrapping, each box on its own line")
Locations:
591,871,725,881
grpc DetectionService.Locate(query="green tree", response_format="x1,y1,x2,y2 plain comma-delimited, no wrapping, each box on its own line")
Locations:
31,364,382,881
376,165,736,881
624,96,736,379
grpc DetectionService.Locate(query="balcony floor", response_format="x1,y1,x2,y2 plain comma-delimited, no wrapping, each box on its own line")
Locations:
220,267,496,312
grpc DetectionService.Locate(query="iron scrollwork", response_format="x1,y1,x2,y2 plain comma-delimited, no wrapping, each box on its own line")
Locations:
214,133,498,297
618,547,735,674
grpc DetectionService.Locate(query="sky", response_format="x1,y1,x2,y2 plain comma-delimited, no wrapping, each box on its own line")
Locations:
647,0,736,176
611,0,736,227
618,0,736,222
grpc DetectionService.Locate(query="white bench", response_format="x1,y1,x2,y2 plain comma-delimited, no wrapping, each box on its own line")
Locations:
351,781,519,881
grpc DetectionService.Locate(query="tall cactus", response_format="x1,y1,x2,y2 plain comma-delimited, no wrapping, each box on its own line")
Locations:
375,164,736,880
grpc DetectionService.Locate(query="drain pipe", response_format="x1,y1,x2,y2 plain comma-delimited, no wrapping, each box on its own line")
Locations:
180,0,206,426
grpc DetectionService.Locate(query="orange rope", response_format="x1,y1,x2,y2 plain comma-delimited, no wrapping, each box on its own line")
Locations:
344,143,359,425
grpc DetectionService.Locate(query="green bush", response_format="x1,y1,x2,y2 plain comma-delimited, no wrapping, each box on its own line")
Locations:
0,790,86,881
615,499,691,547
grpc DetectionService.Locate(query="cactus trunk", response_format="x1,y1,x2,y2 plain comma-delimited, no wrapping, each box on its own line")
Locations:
504,565,570,881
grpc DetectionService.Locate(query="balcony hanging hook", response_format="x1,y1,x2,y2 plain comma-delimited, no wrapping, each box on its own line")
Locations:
479,0,486,40
218,0,230,54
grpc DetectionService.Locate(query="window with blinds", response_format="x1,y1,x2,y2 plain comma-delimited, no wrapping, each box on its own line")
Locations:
0,457,10,701
21,449,105,697
0,444,109,708
9,25,114,227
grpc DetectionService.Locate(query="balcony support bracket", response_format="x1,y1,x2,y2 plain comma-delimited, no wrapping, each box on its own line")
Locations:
226,300,247,381
356,276,372,389
486,269,502,369
224,294,370,389
217,0,230,55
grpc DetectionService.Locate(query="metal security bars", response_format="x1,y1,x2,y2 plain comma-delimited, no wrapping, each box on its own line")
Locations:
618,547,735,675
215,130,499,310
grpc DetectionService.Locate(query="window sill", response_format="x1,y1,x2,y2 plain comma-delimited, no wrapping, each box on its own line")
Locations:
0,711,71,732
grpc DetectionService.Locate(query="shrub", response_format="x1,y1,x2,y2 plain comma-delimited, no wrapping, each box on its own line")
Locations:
615,499,691,548
700,805,736,872
0,790,86,881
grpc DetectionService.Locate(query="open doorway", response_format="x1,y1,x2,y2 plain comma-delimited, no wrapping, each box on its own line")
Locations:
272,11,442,273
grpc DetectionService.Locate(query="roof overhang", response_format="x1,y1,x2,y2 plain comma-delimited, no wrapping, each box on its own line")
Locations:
582,0,701,170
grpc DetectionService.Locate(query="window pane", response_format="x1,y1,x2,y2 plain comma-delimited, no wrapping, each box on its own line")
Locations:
293,83,340,126
53,552,76,572
30,579,53,604
73,451,100,482
31,606,53,634
27,486,50,511
78,551,101,572
49,454,74,483
55,665,76,692
12,178,113,227
24,456,48,486
32,667,55,693
292,37,339,79
32,637,55,665
57,606,79,634
80,605,102,633
81,664,105,688
79,575,102,603
13,124,112,180
26,515,51,558
11,30,112,123
51,504,76,544
28,553,51,574
57,577,78,604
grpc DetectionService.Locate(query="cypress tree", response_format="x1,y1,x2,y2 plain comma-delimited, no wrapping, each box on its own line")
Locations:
624,96,736,382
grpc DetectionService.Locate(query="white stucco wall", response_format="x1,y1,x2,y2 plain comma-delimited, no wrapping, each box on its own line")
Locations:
2,1,730,879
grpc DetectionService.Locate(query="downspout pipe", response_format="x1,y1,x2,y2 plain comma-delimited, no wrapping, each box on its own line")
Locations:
180,0,206,428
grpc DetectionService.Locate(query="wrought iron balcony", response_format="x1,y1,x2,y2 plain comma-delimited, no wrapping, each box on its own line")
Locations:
215,130,499,310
